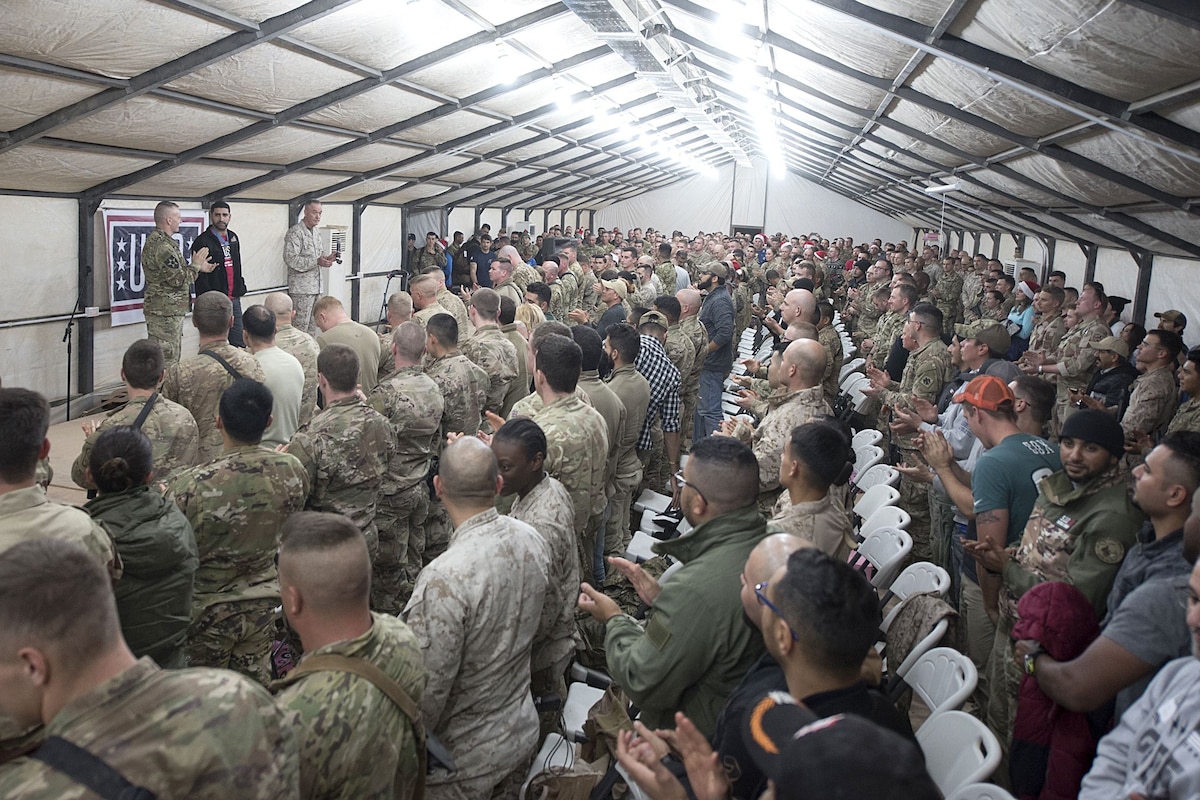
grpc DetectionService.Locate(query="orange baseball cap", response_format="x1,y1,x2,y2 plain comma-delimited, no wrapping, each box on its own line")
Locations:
953,374,1015,411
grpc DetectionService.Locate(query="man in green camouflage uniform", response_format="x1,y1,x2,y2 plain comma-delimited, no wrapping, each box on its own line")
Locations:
462,288,519,416
168,379,309,684
272,512,426,800
521,333,610,586
676,288,707,451
368,323,444,613
288,344,394,561
966,409,1143,769
498,298,532,416
162,291,266,462
0,388,121,761
604,324,652,556
72,339,199,491
0,538,299,799
141,200,215,367
1021,282,1109,435
816,301,845,408
423,313,489,564
865,303,954,563
653,243,677,297
266,292,321,426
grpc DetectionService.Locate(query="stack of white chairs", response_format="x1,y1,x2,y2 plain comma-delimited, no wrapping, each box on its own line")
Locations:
840,357,866,381
901,647,977,718
854,443,885,474
916,711,1001,796
850,428,882,449
854,463,899,493
853,526,912,591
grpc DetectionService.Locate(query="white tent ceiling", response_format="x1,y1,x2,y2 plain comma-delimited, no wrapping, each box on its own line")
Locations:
1,0,1199,257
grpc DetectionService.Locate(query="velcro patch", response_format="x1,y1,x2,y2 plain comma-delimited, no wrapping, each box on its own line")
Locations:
645,614,672,651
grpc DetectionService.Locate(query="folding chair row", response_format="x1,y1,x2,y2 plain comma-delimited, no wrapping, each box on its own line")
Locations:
917,711,1002,797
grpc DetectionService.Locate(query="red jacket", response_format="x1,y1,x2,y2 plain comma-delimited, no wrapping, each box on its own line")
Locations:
1010,581,1101,800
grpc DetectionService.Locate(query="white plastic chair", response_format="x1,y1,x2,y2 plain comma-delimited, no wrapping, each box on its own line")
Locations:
946,783,1017,800
840,371,870,393
625,530,658,563
855,463,899,492
917,711,1002,796
520,733,576,798
659,560,684,585
562,683,605,742
852,483,900,521
888,562,951,604
850,427,881,449
860,505,911,538
854,526,912,590
903,647,977,718
854,444,885,473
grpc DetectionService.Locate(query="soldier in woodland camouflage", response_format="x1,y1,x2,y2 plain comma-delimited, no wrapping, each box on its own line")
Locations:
287,344,393,560
369,323,444,612
161,291,266,462
141,200,215,367
720,339,832,514
522,333,610,586
71,339,199,491
266,292,321,426
271,513,426,800
0,539,299,799
168,379,309,684
404,438,550,800
461,288,519,416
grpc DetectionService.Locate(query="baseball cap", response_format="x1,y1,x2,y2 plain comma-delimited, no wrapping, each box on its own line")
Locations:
1094,335,1130,358
702,262,728,279
743,693,939,800
953,374,1015,411
1060,408,1125,457
599,278,628,299
1156,309,1187,327
954,320,1010,355
639,310,669,329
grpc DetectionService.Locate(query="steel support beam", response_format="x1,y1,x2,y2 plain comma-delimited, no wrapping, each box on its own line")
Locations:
1133,251,1155,324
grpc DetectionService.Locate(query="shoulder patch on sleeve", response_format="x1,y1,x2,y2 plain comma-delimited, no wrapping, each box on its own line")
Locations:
1095,537,1126,565
645,613,672,650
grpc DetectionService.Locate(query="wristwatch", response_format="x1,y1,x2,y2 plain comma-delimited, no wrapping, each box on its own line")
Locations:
1023,646,1045,676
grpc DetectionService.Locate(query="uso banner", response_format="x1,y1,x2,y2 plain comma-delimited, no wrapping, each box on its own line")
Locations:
102,208,206,326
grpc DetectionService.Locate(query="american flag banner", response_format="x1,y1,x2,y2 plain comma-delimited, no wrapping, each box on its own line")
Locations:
102,208,206,326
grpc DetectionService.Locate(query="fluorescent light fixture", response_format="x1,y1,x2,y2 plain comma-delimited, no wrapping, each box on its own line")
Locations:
924,181,961,194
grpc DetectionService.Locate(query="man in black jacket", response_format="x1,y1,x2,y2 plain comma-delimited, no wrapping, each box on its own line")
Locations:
191,201,248,347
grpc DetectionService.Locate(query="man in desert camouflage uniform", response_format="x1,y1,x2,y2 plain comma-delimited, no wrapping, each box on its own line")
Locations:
490,246,525,310
404,438,550,800
492,419,579,739
421,266,472,341
0,539,299,799
815,301,844,407
369,323,444,612
162,291,265,462
423,313,489,564
266,292,321,427
141,200,215,367
845,260,891,341
1026,286,1067,359
864,303,954,563
0,389,121,761
284,200,336,335
498,296,532,416
168,379,309,684
1169,350,1200,434
1022,282,1110,435
604,323,651,557
523,333,610,587
966,409,1143,768
654,296,696,407
930,256,963,325
271,513,426,800
676,288,707,451
866,284,915,372
543,264,570,323
461,288,519,416
720,339,831,515
288,344,394,559
1122,328,1182,444
71,338,198,491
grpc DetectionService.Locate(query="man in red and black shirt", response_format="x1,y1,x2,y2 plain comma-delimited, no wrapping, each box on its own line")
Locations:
192,200,248,347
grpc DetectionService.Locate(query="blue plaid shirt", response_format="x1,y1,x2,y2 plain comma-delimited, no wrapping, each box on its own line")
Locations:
635,334,681,449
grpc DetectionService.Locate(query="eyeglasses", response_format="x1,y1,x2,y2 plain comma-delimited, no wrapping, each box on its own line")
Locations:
671,469,705,501
754,581,799,641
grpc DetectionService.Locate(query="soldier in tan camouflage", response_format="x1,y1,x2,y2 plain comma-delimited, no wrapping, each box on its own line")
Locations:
404,438,551,800
168,379,309,684
1025,286,1067,359
161,291,266,462
284,200,337,335
521,333,610,586
286,343,394,560
461,288,519,416
141,200,215,367
720,339,832,514
844,260,891,340
930,256,963,325
1021,283,1110,435
1122,328,1182,445
604,323,652,557
816,301,844,408
676,288,707,451
265,292,321,426
71,338,199,491
1169,349,1200,435
0,538,299,799
864,303,954,563
770,421,855,561
965,409,1143,767
369,323,444,612
272,513,426,800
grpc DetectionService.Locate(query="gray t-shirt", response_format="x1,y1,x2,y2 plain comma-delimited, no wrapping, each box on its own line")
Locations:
1102,574,1191,721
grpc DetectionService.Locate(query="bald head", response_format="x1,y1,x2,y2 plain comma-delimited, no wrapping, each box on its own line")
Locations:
541,262,559,280
264,292,294,325
783,338,826,387
748,533,813,584
278,512,370,613
677,288,701,316
781,289,817,325
437,437,499,504
783,321,818,342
